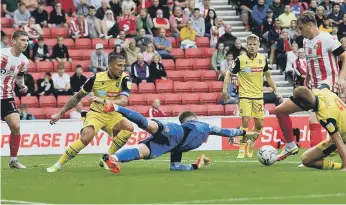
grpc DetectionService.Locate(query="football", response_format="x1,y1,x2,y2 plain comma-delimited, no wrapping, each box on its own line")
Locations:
257,145,278,166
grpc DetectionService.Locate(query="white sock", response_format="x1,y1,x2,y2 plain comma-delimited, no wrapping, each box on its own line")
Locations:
54,162,62,169
10,157,18,161
286,142,297,149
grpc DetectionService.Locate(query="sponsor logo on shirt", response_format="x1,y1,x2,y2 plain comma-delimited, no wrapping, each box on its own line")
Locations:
106,92,121,97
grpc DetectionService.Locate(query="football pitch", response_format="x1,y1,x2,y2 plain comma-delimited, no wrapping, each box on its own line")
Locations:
1,150,346,204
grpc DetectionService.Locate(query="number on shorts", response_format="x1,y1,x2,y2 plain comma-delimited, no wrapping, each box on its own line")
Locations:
258,104,264,112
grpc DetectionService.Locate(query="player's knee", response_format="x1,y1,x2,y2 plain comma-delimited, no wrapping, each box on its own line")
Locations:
121,119,134,132
80,127,95,145
242,117,250,127
301,153,313,167
10,124,20,135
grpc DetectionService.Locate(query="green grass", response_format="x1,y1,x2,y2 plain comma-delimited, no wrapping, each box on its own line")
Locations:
1,150,346,204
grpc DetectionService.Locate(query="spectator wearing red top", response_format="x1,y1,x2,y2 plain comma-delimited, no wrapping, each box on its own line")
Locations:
153,9,170,34
276,29,292,73
169,6,190,38
117,6,137,37
22,16,44,45
293,48,307,87
146,99,166,117
69,14,89,39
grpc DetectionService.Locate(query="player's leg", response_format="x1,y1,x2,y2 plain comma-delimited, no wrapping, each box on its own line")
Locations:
238,99,251,158
309,112,323,147
107,116,134,155
246,99,264,157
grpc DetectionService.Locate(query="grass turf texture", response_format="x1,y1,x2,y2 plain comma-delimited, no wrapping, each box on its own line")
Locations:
1,150,346,204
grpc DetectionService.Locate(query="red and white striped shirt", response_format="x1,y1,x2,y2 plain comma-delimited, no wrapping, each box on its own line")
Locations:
0,48,29,99
146,107,166,118
304,32,340,92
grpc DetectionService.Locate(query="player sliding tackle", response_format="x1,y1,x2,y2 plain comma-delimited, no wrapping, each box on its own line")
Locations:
99,103,257,173
276,86,346,171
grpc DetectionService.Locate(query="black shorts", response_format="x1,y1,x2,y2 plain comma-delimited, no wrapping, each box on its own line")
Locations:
1,98,19,120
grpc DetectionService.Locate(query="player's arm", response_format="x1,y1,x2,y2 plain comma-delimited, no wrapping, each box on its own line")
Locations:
263,61,278,93
111,76,131,106
222,57,240,101
329,37,346,92
209,125,258,143
15,62,29,93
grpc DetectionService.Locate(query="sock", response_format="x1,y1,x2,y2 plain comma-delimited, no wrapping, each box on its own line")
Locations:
170,162,194,171
310,123,323,147
322,159,342,169
117,106,149,130
239,126,248,142
108,130,133,155
115,147,140,162
276,114,295,144
57,139,86,166
10,134,21,160
286,141,296,149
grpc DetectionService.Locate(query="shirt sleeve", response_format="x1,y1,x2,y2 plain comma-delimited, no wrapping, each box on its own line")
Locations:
231,57,240,74
320,118,339,136
120,76,131,97
263,59,269,72
325,34,345,56
81,74,96,93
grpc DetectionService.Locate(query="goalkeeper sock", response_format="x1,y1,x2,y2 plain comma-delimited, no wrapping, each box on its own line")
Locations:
115,147,140,162
108,130,133,155
322,159,342,169
170,162,194,171
57,139,86,167
237,127,248,158
116,106,148,130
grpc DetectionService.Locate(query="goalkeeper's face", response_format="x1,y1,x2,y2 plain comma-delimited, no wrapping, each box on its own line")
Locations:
246,39,259,56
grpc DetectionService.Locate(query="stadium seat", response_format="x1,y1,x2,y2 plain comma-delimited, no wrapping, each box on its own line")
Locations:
195,37,210,47
108,38,118,47
36,61,53,72
63,39,75,49
69,49,83,61
185,48,202,58
104,49,113,54
27,61,36,72
135,106,149,117
20,96,39,108
91,38,109,49
45,108,63,119
161,59,175,70
156,81,174,93
201,48,215,58
163,93,182,105
200,93,217,104
175,59,193,70
57,96,73,107
190,104,208,116
31,73,43,81
181,93,200,104
80,97,90,107
201,70,218,81
45,38,57,48
42,28,51,38
83,72,94,78
174,82,191,93
159,105,172,117
30,108,47,119
1,17,10,27
75,38,92,49
131,83,138,93
129,94,147,105
191,82,209,92
2,28,15,36
82,49,94,60
193,58,211,70
51,28,69,38
183,71,201,81
53,61,72,72
15,97,20,107
265,104,276,115
72,60,90,72
138,83,156,93
39,96,57,108
225,104,238,115
167,37,176,48
172,105,191,116
170,48,185,58
166,71,183,81
146,93,163,105
208,81,223,92
207,104,225,116
156,78,173,84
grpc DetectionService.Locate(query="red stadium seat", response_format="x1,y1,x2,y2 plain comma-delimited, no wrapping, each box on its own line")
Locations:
138,83,156,93
166,71,183,81
53,61,72,72
63,39,75,49
185,49,202,58
45,38,57,48
27,61,36,72
31,73,43,81
207,104,225,116
91,38,109,49
175,59,193,70
51,28,69,38
45,108,63,119
129,94,147,105
109,38,118,47
225,104,238,116
191,82,209,92
57,96,73,107
167,37,176,48
182,93,200,104
82,49,94,60
174,82,191,93
21,96,39,108
135,106,149,117
83,72,94,78
2,28,15,36
159,105,172,117
208,81,223,92
200,93,217,104
72,60,90,72
172,105,191,116
195,37,210,47
146,93,163,105
42,28,51,38
161,59,175,70
1,17,10,27
131,83,138,93
69,49,83,60
183,71,201,81
80,97,90,107
190,105,208,115
39,96,57,108
193,58,211,70
163,93,182,105
36,61,53,72
201,70,218,81
170,48,185,58
201,48,215,58
75,38,92,49
30,108,47,119
265,104,276,115
156,81,174,93
15,97,21,107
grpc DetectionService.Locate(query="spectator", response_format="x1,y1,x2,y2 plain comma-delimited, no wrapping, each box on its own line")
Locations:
228,38,246,59
13,2,31,29
332,23,339,39
101,9,119,40
31,1,49,28
96,0,110,20
48,2,68,28
135,28,152,52
86,6,103,38
309,0,318,13
338,14,346,40
290,0,303,17
51,36,72,63
252,0,269,35
35,72,54,96
217,24,237,49
315,6,326,28
111,44,125,56
270,0,285,19
117,6,137,37
148,0,170,19
169,6,190,38
0,34,10,48
239,0,256,31
276,29,292,73
268,19,281,64
202,0,213,17
113,30,126,46
149,54,167,82
109,0,122,18
293,48,307,88
174,0,189,9
320,0,335,15
143,43,158,63
285,42,298,76
90,43,108,73
278,5,297,28
60,0,76,15
204,9,217,37
328,4,344,25
14,72,35,97
69,14,89,39
124,39,141,71
288,20,297,40
341,0,346,15
146,98,166,117
212,42,226,74
191,8,205,37
180,19,197,48
23,16,44,47
221,75,239,105
71,65,87,93
21,0,38,12
89,0,102,9
219,52,234,81
122,0,137,14
154,29,175,60
136,8,154,36
295,27,304,48
153,9,170,34
32,37,50,63
210,18,225,48
19,104,35,120
319,17,332,33
2,0,19,19
52,63,74,96
131,53,151,84
70,102,88,120
74,0,89,16
262,10,275,35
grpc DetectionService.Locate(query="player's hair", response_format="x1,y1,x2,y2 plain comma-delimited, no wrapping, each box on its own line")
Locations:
246,34,259,43
297,11,317,26
108,53,125,64
178,111,197,123
292,86,315,110
12,30,29,40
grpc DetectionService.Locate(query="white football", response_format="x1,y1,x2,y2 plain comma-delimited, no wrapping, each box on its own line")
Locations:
257,145,278,166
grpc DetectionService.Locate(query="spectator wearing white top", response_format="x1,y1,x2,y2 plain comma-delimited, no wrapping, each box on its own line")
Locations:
52,63,74,96
285,42,298,85
219,52,234,81
89,43,109,73
13,2,31,29
70,102,88,120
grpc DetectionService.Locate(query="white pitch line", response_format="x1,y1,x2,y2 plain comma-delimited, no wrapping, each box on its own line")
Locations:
0,199,49,204
173,193,346,204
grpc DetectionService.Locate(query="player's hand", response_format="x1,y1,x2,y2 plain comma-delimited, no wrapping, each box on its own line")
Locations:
89,96,104,104
221,91,228,101
204,156,212,165
244,131,259,141
336,79,346,93
104,101,115,113
19,85,28,93
50,113,62,125
274,92,283,104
